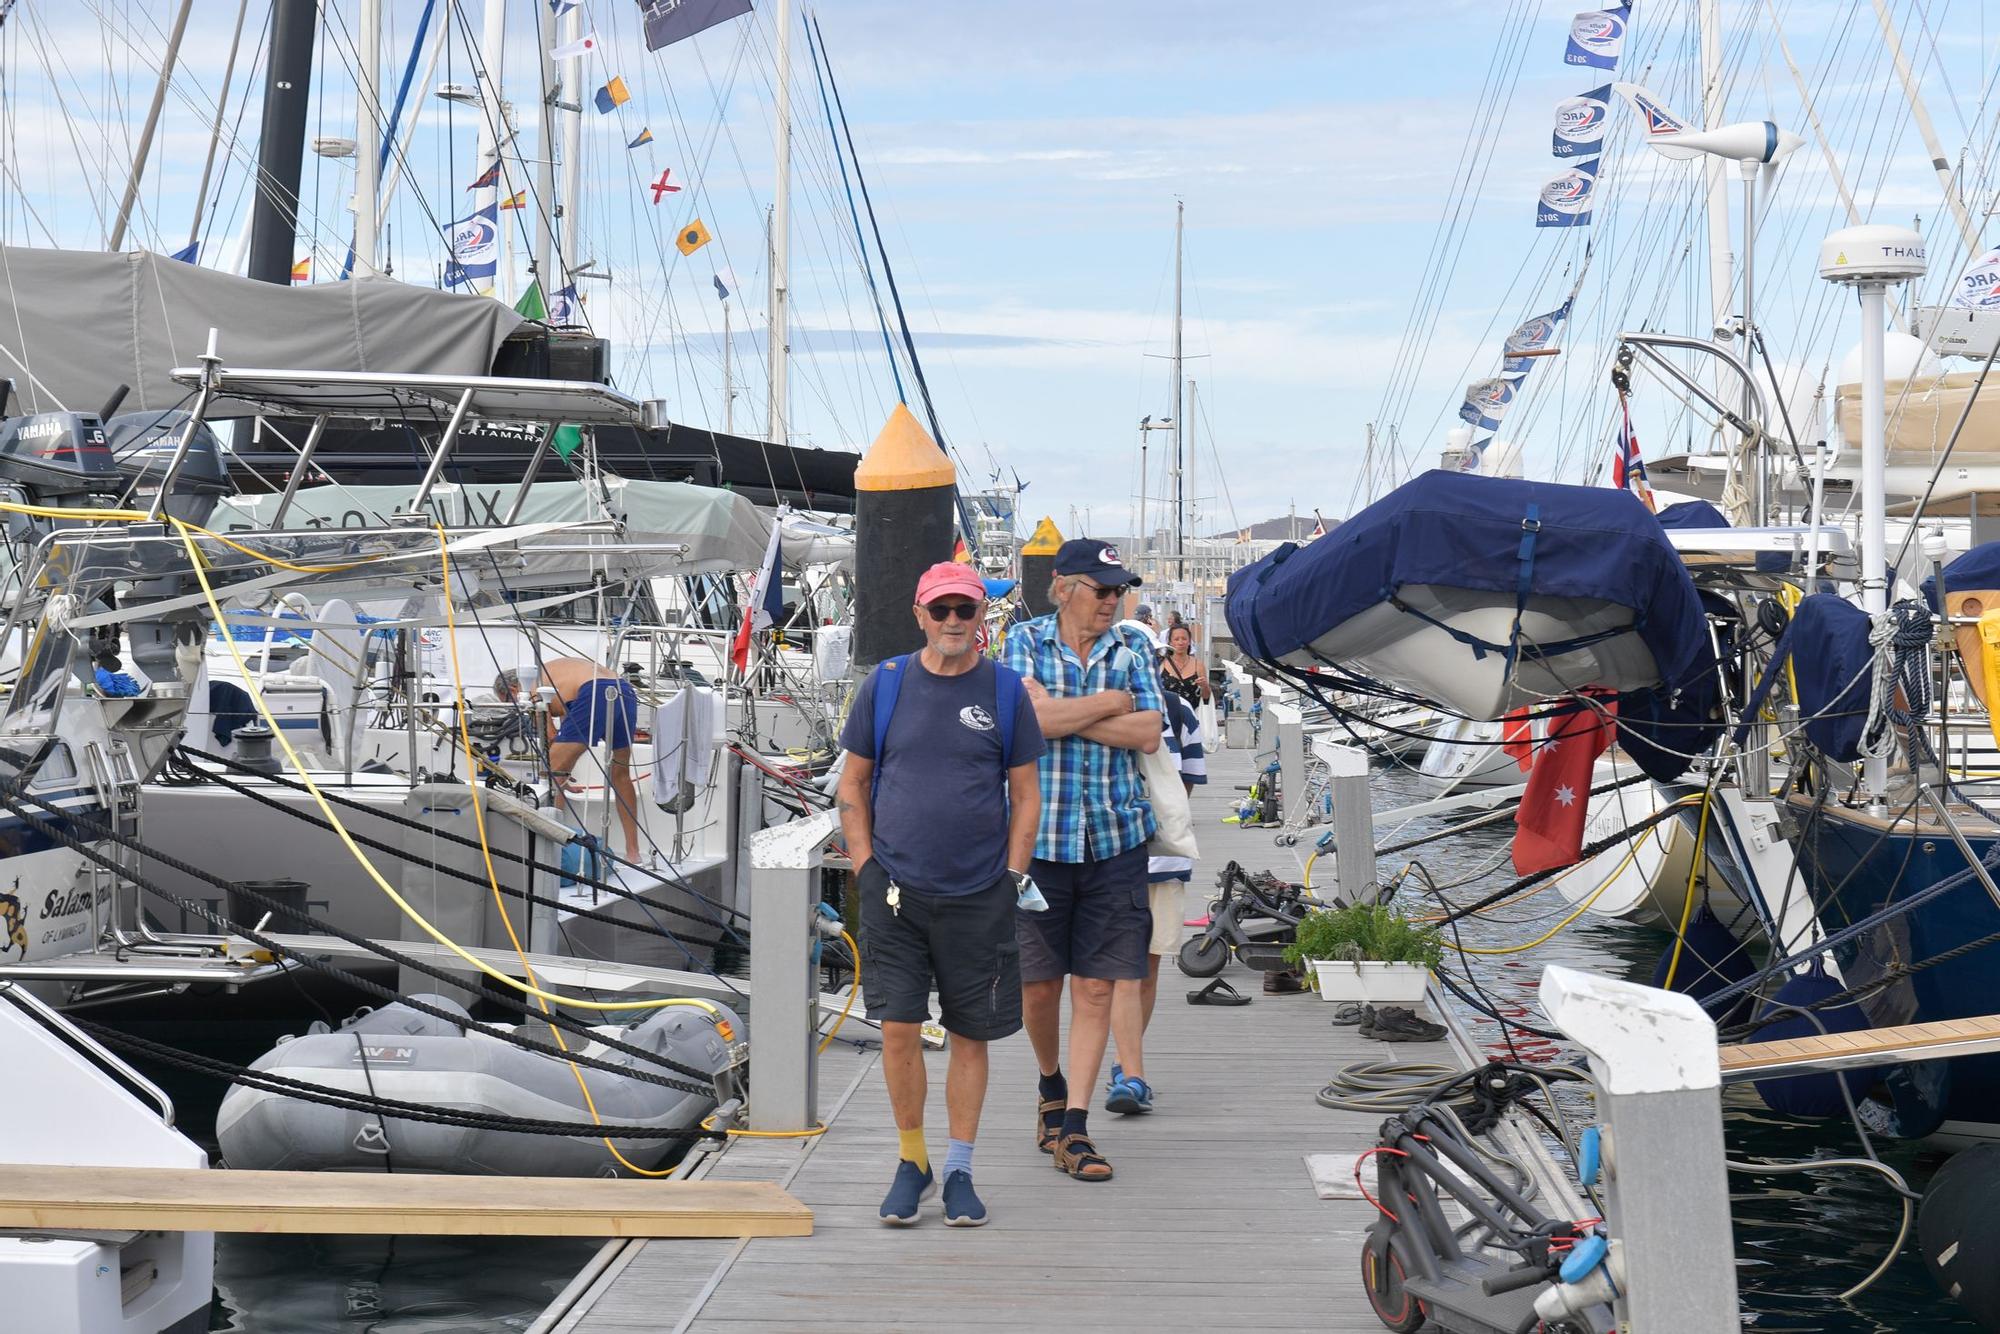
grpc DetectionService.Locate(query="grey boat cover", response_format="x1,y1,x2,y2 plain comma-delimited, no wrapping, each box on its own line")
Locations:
213,476,771,576
0,246,524,416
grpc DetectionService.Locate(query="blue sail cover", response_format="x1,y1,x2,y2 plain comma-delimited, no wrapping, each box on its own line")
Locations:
1921,541,2000,611
1226,471,1719,780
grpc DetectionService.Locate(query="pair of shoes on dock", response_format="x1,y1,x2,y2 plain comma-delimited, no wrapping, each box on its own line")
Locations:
879,1160,987,1226
1103,1064,1154,1115
1341,1004,1445,1042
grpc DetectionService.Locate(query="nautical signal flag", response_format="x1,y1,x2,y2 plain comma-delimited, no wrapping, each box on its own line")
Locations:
1512,696,1616,875
548,0,578,14
499,190,528,210
628,128,654,148
594,77,630,114
650,169,682,203
714,273,730,300
290,256,311,283
467,161,500,191
550,32,597,61
675,219,712,256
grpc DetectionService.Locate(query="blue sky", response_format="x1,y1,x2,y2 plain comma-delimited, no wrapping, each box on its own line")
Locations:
4,1,1998,536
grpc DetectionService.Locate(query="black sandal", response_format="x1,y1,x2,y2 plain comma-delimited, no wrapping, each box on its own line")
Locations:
1036,1097,1064,1154
1054,1132,1114,1181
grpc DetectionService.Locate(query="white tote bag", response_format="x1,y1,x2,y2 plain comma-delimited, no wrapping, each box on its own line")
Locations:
1140,740,1199,860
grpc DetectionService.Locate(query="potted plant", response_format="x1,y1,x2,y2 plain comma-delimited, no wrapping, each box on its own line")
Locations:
1282,903,1443,1004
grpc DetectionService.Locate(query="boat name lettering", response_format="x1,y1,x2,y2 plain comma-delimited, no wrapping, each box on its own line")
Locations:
39,921,87,946
41,882,102,918
350,1045,417,1065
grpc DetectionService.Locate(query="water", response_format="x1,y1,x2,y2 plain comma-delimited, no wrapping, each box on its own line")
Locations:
1358,766,1974,1331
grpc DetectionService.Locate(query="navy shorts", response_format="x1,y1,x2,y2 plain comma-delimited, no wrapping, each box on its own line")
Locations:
857,859,1023,1042
1018,843,1151,982
554,678,639,750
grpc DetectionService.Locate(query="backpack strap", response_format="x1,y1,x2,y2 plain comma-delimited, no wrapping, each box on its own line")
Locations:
993,661,1022,771
868,654,912,805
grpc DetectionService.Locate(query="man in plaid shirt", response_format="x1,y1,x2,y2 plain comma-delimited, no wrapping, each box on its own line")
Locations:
1002,539,1163,1183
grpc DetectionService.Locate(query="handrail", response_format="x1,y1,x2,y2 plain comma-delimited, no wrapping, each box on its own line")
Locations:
0,980,175,1126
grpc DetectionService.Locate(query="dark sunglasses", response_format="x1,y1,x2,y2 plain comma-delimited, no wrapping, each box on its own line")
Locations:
1074,580,1123,601
924,601,981,622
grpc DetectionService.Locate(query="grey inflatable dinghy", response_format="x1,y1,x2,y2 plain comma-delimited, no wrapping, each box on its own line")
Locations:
217,994,744,1176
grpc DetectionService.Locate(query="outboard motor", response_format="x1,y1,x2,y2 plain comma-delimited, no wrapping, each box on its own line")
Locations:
106,408,231,528
0,408,121,517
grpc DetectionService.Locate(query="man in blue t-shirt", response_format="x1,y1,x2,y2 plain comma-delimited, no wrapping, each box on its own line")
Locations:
836,562,1045,1229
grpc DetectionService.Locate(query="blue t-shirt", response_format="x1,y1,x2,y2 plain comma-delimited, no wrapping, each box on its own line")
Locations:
839,656,1046,896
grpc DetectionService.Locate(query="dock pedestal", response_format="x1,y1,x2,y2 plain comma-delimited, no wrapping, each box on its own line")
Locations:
747,812,836,1131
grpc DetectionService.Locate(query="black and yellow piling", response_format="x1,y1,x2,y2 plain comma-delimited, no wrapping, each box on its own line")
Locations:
853,404,958,672
1020,516,1064,617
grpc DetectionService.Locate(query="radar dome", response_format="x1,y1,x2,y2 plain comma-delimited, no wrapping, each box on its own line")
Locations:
1838,331,1941,386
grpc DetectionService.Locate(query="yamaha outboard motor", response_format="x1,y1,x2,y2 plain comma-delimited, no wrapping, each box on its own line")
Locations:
0,408,121,513
106,408,231,528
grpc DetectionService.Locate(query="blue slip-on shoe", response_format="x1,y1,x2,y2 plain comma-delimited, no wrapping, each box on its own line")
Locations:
941,1170,988,1227
878,1159,935,1225
1103,1063,1124,1103
1105,1075,1155,1115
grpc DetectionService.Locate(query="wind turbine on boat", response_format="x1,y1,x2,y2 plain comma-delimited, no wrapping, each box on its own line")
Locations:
1613,85,1805,522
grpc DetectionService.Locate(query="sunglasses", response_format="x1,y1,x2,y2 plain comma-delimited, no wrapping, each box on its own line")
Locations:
924,601,981,622
1073,580,1123,601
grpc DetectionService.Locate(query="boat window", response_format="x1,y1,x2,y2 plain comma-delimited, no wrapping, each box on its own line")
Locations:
30,742,77,790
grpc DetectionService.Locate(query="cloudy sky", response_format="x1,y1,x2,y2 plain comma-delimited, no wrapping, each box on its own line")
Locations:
4,0,1997,537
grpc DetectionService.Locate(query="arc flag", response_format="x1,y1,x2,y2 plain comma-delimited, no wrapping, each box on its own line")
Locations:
1536,157,1599,228
1951,245,2000,309
1552,85,1611,159
1564,6,1630,70
1458,376,1519,432
730,517,785,674
1503,301,1571,374
442,203,499,289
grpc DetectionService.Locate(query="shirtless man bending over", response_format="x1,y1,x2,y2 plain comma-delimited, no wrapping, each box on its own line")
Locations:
495,657,644,861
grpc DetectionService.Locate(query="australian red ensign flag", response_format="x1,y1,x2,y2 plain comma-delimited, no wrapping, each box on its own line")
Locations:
730,517,785,674
1512,697,1617,875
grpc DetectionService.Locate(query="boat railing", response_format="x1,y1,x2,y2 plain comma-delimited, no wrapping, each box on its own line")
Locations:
0,979,174,1126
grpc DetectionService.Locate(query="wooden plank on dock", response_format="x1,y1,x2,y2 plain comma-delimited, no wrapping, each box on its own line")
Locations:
0,1166,811,1238
1721,1012,2000,1080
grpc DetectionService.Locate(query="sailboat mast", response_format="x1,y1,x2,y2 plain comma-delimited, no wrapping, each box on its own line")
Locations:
533,0,560,302
247,0,316,285
1186,377,1197,576
1869,0,1980,253
768,0,793,445
475,0,508,299
558,2,582,301
109,0,194,251
1698,0,1733,347
723,299,735,433
351,0,382,274
1172,199,1184,583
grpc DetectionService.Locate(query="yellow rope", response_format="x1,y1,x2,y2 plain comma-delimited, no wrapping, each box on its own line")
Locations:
1661,787,1716,990
817,928,860,1055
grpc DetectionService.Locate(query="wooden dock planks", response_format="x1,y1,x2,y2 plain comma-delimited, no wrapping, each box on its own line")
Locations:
0,1166,811,1238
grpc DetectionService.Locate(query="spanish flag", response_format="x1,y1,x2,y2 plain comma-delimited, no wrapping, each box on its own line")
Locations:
499,190,528,210
290,256,311,284
675,219,712,256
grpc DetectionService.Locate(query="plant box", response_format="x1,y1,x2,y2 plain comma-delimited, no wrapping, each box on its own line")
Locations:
1310,959,1431,1005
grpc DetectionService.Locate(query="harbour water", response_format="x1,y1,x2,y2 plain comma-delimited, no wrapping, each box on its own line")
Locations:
147,756,1965,1331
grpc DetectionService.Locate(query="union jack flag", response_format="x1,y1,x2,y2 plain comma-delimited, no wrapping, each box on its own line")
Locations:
1610,399,1654,510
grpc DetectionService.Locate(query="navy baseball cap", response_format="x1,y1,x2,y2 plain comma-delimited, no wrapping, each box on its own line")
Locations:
1053,538,1142,588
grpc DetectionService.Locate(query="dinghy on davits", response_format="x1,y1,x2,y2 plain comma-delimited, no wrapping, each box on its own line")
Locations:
1225,471,1720,781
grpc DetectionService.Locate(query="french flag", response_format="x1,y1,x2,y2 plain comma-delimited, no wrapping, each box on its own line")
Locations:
730,519,786,674
1610,399,1655,511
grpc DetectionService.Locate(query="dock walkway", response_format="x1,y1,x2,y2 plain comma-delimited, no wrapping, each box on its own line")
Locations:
545,734,1562,1334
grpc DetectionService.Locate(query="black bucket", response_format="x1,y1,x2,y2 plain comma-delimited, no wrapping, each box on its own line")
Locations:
226,879,312,934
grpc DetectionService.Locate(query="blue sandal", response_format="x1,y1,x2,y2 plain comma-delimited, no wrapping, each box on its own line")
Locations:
1106,1074,1154,1115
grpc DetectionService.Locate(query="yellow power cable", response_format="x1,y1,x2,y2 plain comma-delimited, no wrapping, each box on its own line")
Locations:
170,518,724,1014
1661,787,1716,990
433,527,682,1177
818,928,860,1055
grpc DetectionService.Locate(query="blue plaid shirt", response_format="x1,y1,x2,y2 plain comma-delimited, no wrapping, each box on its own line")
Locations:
1002,614,1166,864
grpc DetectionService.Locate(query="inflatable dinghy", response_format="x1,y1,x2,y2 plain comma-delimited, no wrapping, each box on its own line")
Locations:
217,995,743,1176
1226,471,1720,781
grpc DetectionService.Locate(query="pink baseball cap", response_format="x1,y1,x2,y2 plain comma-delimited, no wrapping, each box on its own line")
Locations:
914,561,987,605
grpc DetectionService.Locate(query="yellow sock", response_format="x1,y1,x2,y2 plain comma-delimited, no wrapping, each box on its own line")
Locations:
898,1127,929,1172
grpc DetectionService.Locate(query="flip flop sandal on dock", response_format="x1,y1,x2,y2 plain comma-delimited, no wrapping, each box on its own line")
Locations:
1054,1133,1114,1181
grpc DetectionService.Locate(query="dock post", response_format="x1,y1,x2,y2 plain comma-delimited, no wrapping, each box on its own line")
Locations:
1540,965,1738,1333
1316,737,1376,903
746,812,837,1131
1270,700,1302,823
